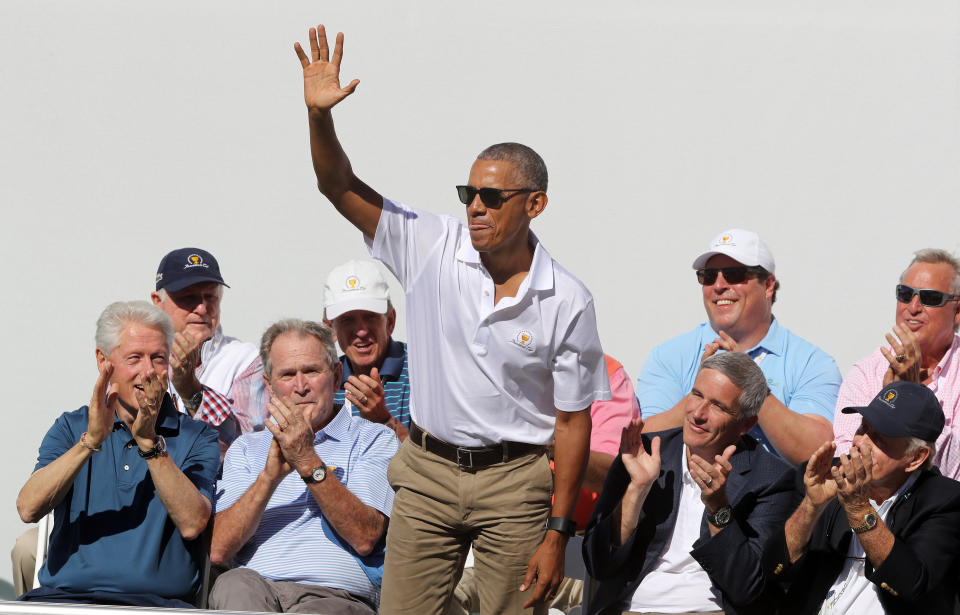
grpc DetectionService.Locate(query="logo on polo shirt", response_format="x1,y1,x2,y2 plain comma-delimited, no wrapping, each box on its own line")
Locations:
512,329,535,352
881,389,897,408
184,254,209,269
345,275,364,291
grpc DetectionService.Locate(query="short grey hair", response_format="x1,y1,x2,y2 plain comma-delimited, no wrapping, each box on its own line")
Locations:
698,352,770,419
900,248,960,332
260,318,338,379
906,437,937,471
95,300,174,356
477,143,548,192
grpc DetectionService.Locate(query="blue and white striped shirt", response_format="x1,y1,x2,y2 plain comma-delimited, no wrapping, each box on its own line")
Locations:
214,405,398,602
335,339,411,429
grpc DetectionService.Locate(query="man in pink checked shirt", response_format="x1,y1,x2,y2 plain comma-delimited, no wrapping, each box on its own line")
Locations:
833,249,960,478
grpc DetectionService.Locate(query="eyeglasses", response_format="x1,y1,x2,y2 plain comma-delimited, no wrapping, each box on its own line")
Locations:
456,185,534,208
895,284,960,307
696,267,766,286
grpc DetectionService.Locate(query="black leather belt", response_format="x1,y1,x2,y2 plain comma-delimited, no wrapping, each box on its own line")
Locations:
409,423,544,470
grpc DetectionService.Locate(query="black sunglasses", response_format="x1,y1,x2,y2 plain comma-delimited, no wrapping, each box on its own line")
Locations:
895,284,960,307
696,266,766,286
456,185,534,208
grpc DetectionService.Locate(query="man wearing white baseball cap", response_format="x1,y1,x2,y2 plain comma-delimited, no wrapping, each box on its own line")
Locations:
323,260,410,441
638,228,842,465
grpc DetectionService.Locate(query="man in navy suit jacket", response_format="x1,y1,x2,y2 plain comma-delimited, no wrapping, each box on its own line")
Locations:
584,351,797,615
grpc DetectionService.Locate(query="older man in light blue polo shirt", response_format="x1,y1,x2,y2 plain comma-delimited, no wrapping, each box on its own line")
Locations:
638,229,841,465
209,319,398,614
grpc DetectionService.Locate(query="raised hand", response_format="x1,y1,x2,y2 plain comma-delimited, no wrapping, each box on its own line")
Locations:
803,441,839,509
264,390,321,476
832,443,873,511
881,324,923,385
133,369,168,447
345,367,390,423
294,25,360,113
263,438,294,485
688,444,735,513
169,330,203,403
620,418,661,488
87,361,118,448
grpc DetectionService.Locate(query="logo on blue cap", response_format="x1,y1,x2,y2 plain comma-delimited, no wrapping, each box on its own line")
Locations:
881,389,898,408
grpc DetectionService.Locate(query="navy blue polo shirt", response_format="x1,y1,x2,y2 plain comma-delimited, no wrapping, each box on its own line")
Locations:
34,396,219,599
334,338,411,429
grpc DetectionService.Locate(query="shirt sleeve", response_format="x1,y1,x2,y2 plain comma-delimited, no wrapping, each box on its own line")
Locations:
589,365,640,455
35,412,81,472
779,347,842,422
367,199,449,290
214,436,257,512
832,360,878,455
228,357,267,431
344,428,399,517
553,299,611,412
636,342,691,418
182,423,220,504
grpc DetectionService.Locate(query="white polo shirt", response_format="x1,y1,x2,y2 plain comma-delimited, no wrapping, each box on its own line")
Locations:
367,199,610,447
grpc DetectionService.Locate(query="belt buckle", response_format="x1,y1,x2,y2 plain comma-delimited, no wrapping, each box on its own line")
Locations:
455,447,474,469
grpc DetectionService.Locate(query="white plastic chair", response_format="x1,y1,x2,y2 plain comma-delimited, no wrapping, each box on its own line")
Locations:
32,512,54,589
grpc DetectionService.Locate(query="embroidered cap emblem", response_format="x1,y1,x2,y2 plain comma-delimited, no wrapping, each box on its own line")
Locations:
184,254,209,269
345,275,364,291
880,389,897,408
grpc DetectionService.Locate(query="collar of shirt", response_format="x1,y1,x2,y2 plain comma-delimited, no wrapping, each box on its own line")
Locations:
454,229,555,294
110,393,181,435
199,324,225,366
339,338,405,385
702,316,786,358
314,404,352,444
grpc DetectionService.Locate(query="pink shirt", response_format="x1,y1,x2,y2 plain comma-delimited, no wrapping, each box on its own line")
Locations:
833,335,960,479
570,356,641,529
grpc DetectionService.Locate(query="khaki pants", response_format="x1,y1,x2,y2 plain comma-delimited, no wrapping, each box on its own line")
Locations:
447,568,582,615
380,439,553,615
11,527,37,597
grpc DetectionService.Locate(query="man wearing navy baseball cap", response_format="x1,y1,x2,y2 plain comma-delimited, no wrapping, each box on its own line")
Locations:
151,248,265,446
763,381,960,614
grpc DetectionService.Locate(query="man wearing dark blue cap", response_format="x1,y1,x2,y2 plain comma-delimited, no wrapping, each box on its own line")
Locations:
763,381,960,614
151,247,265,452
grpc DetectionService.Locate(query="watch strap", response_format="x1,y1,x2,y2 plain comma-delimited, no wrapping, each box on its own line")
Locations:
137,435,167,459
852,511,878,534
707,506,733,528
545,516,576,536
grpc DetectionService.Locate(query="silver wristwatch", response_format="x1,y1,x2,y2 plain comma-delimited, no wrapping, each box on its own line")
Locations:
301,462,328,484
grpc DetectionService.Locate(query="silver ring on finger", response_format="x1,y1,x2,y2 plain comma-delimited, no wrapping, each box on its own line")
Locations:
360,395,368,404
705,477,713,486
896,354,906,362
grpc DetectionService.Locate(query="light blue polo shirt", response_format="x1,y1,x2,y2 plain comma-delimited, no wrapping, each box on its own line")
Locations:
215,405,398,603
35,398,219,599
636,318,841,456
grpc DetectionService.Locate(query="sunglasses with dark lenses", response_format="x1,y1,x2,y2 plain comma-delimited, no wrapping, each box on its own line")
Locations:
696,267,765,286
456,185,534,208
895,284,960,307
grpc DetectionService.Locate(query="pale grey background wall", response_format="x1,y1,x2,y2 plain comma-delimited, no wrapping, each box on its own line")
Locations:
1,0,958,595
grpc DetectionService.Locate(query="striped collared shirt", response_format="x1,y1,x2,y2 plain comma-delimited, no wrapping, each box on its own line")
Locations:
215,405,398,602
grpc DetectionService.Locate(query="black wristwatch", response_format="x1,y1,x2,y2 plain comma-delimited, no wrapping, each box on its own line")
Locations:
301,462,328,484
545,516,576,536
707,506,733,528
137,435,167,460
